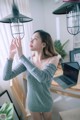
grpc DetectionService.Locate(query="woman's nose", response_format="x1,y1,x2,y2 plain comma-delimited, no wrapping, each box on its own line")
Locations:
30,39,33,43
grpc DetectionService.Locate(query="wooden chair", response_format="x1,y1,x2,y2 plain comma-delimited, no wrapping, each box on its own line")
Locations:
10,77,31,120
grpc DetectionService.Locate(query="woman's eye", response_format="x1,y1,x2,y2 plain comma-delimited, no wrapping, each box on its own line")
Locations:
34,38,38,40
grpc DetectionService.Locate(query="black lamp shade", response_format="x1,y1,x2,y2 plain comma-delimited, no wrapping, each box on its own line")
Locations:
63,0,80,2
53,2,80,14
0,14,33,23
0,3,33,23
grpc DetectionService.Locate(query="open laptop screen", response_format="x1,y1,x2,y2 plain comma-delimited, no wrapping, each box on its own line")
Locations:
63,63,79,83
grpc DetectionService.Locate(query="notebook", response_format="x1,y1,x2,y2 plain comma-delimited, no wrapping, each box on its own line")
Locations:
54,62,79,89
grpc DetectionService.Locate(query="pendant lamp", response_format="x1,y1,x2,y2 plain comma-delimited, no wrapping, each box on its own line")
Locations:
0,0,33,39
53,0,80,35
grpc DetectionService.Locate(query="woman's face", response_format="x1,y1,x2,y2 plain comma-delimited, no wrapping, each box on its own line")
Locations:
29,32,44,51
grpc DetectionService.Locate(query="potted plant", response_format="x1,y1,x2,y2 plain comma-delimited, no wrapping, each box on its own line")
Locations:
54,39,69,59
0,102,14,120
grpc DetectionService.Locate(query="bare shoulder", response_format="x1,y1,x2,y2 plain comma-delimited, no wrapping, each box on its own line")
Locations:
49,55,61,67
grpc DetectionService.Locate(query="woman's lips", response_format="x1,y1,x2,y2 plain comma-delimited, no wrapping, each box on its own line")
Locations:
30,44,33,48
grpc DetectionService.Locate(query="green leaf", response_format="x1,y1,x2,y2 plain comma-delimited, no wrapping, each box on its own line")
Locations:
0,103,8,113
54,40,69,59
0,102,14,120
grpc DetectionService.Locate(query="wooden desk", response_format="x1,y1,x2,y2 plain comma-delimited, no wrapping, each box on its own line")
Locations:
51,65,80,99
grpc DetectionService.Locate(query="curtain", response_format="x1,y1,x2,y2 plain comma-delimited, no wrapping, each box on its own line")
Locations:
0,0,33,75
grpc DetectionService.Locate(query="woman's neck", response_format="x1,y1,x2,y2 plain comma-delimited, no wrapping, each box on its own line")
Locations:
33,51,45,62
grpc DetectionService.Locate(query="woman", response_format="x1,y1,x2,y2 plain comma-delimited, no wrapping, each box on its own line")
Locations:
3,30,60,120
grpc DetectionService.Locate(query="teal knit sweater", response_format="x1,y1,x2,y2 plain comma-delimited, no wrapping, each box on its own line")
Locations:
3,55,57,112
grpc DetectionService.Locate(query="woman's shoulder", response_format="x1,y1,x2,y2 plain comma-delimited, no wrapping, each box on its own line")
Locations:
48,54,61,67
50,54,61,60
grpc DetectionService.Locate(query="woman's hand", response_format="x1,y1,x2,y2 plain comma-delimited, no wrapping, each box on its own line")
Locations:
8,39,17,59
9,37,23,59
14,37,23,58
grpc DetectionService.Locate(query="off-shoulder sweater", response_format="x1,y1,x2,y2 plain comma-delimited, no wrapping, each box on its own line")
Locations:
3,55,57,112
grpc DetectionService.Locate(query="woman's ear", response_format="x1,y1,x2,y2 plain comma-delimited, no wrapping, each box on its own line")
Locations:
43,43,46,48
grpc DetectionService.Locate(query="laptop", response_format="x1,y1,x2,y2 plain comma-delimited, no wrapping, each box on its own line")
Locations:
54,63,79,89
61,62,80,70
62,62,80,84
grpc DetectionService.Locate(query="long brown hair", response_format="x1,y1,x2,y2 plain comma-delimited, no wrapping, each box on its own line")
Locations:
34,30,58,57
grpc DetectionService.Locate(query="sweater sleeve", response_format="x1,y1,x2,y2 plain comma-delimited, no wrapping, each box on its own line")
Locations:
20,55,57,83
3,59,27,80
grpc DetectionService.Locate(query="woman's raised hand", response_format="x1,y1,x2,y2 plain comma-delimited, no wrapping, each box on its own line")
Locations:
9,37,23,59
14,37,23,58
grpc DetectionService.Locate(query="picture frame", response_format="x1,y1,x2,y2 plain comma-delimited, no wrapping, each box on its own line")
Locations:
0,90,20,120
69,48,80,66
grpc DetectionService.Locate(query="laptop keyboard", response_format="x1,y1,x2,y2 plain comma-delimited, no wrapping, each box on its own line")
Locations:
59,76,72,85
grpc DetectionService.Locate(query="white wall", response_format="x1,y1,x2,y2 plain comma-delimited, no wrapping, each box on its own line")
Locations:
29,0,45,31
